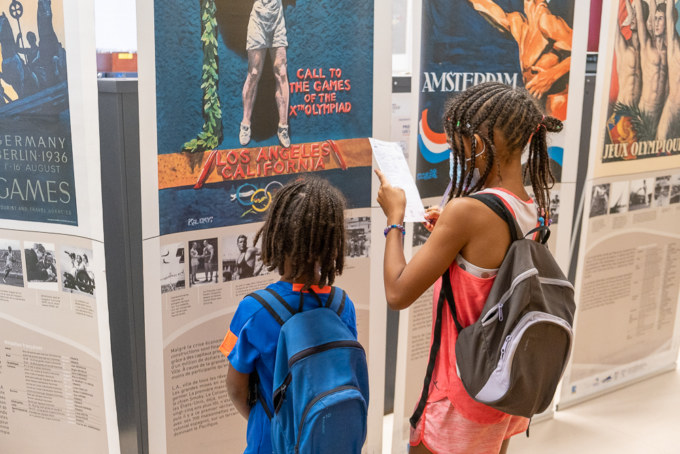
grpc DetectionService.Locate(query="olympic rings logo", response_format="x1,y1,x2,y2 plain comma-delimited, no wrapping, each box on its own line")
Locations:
233,181,283,216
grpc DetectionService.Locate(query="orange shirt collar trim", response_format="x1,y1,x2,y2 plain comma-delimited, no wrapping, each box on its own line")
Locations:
291,283,332,294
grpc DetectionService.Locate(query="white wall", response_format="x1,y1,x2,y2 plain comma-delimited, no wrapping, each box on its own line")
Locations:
95,0,137,52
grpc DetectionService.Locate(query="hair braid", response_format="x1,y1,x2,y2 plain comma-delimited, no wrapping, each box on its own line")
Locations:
255,176,346,289
441,81,564,220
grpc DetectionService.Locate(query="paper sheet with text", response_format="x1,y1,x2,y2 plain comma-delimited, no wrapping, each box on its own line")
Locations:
370,138,426,222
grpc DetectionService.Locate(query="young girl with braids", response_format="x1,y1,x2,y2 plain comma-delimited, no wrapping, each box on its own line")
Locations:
376,82,562,454
220,176,359,454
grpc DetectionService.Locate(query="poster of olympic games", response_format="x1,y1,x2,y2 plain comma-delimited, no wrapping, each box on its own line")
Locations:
0,0,76,226
155,0,374,235
595,0,680,178
414,0,575,199
144,2,387,453
558,0,680,410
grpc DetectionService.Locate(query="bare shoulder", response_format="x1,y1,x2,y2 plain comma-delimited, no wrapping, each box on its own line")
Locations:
438,196,498,231
442,196,513,268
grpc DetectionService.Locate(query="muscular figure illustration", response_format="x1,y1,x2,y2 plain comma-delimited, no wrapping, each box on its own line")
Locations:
633,0,668,133
658,0,680,140
466,0,573,120
233,234,262,279
240,0,290,148
616,0,643,107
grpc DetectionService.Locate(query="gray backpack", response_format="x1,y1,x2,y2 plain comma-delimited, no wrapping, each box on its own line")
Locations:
411,193,576,427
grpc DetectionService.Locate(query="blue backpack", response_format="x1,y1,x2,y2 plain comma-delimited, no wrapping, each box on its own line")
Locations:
248,287,369,454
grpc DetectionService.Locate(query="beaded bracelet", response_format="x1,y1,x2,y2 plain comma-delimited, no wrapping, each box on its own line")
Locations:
384,224,405,237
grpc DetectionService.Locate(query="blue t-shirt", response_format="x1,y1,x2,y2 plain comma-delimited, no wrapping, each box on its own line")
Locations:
219,281,358,454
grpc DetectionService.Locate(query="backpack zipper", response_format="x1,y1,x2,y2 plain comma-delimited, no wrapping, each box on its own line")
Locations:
498,313,572,369
294,385,362,454
475,312,573,403
480,271,573,326
499,335,512,360
274,341,363,413
287,340,364,368
538,276,574,290
481,268,539,326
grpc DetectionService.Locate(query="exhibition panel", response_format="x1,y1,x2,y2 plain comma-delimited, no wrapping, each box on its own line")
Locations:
0,0,120,452
560,0,680,408
391,1,590,450
137,0,391,452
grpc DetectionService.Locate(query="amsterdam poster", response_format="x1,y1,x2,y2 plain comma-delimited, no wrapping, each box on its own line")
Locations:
415,0,575,198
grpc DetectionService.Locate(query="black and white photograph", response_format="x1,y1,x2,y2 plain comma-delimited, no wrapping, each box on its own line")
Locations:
189,238,218,286
161,243,186,294
589,183,610,218
59,246,95,296
549,191,561,224
412,222,431,248
609,181,630,214
670,174,680,204
24,241,58,290
0,239,23,288
222,233,266,283
654,176,672,207
346,217,371,258
629,177,655,211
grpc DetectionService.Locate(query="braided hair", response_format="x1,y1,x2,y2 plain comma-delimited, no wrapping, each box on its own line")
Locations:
442,81,563,218
254,176,346,289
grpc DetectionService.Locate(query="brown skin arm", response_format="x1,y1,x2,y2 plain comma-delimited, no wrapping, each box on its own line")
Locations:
616,0,630,55
226,365,251,419
668,0,679,51
525,11,573,97
376,170,493,310
467,0,523,39
525,56,571,96
633,0,650,49
538,9,572,52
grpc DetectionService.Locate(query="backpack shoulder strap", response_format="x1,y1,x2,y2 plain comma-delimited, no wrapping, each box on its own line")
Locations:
246,288,297,326
410,271,450,428
249,372,273,420
325,287,347,316
468,193,521,242
469,192,552,244
246,288,296,419
525,225,551,245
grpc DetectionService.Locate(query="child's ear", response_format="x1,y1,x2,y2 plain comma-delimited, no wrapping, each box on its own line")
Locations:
473,133,482,147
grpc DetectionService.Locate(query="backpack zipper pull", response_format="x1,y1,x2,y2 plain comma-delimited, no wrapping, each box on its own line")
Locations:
498,304,504,322
500,335,512,360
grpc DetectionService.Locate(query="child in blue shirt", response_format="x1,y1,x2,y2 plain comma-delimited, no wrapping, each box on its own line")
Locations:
219,176,359,454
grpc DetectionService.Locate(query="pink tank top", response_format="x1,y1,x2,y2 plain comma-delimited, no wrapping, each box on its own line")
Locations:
427,188,539,424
